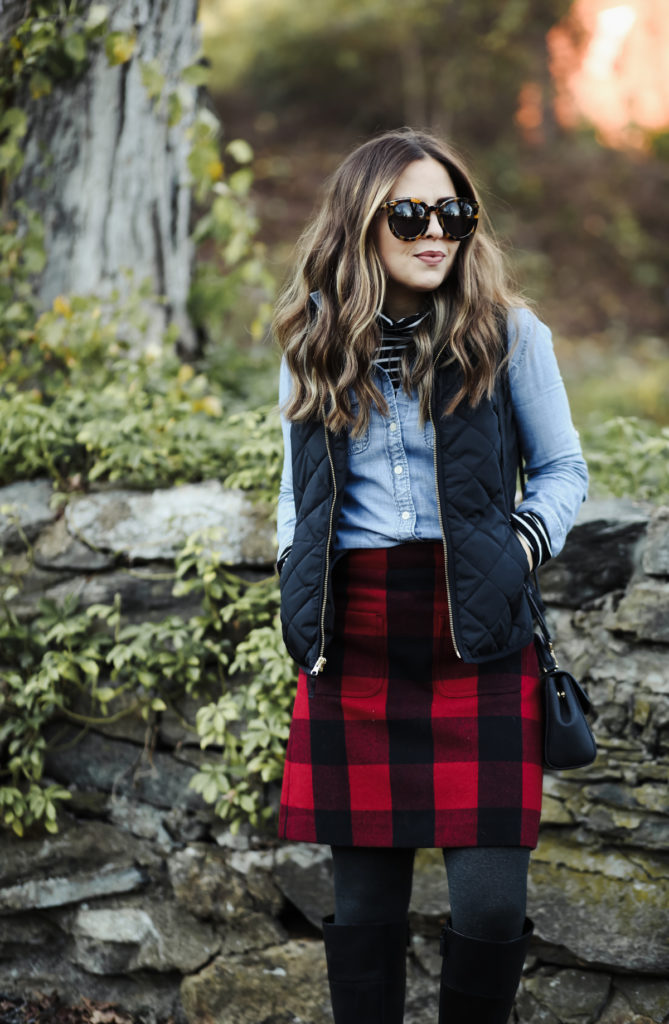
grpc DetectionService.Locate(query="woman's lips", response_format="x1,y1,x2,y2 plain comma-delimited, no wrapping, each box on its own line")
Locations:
415,252,445,265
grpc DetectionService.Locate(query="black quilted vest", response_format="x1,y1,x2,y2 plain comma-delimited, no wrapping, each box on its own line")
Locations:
279,364,534,673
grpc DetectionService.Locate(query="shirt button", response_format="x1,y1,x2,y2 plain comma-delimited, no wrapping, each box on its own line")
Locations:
389,422,397,432
401,511,410,520
394,465,403,475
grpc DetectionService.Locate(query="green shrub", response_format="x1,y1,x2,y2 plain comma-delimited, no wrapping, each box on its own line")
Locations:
582,416,669,502
0,288,281,492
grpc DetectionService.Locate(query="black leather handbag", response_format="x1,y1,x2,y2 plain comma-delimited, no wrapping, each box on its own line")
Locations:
526,584,597,771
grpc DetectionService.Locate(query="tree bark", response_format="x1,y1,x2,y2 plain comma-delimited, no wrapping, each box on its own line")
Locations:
0,2,26,41
8,0,200,349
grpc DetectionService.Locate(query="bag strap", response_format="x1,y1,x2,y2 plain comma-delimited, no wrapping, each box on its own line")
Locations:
517,438,593,714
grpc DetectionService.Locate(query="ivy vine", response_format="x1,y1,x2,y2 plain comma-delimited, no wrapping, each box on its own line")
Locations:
1,3,113,182
0,527,292,836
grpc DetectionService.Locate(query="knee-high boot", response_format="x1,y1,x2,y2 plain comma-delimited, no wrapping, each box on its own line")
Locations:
322,915,408,1024
438,918,533,1024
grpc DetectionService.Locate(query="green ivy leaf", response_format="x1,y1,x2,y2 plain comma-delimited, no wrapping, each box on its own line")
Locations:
64,34,87,64
181,62,211,87
226,138,254,164
95,686,117,703
140,59,165,101
0,107,27,136
105,32,136,66
228,168,253,196
167,91,183,126
86,5,110,32
29,71,52,99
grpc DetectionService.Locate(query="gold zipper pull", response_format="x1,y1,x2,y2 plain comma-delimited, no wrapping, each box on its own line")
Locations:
310,656,327,676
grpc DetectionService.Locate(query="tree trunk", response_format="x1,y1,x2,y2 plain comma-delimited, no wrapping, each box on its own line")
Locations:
8,0,200,350
0,3,25,40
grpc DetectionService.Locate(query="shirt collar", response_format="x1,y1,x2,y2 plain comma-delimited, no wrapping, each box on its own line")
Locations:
309,291,428,335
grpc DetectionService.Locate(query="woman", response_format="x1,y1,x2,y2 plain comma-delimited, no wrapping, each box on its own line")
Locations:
274,128,588,1024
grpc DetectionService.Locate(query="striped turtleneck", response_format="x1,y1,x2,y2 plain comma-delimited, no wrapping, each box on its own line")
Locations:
375,309,428,389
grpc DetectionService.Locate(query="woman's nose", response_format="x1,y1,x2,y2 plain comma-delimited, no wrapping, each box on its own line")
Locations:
424,210,444,238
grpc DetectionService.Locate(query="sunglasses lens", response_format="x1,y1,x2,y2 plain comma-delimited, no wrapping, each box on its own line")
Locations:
438,199,478,240
385,199,479,240
387,200,427,239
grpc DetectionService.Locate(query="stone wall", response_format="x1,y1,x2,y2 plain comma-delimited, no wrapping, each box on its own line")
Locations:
0,481,667,1024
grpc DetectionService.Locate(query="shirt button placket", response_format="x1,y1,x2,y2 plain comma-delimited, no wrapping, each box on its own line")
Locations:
385,384,414,536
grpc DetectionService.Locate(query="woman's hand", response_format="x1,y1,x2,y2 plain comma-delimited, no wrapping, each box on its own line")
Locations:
515,532,534,572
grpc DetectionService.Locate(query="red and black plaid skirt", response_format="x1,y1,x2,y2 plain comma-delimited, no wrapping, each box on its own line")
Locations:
279,542,543,849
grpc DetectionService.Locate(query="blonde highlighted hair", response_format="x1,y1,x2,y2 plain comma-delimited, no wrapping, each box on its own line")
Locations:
273,128,526,435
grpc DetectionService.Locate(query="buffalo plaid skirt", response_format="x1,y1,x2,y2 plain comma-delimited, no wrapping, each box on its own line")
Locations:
279,542,543,849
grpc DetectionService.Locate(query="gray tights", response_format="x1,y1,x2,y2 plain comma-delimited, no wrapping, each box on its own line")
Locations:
331,845,530,941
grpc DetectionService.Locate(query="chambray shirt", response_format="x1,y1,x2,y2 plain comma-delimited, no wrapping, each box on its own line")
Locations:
277,307,588,559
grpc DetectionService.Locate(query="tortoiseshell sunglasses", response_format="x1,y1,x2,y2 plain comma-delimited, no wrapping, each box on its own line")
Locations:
379,197,479,241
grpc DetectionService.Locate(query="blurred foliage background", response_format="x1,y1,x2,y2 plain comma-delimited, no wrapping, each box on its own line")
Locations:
200,0,669,436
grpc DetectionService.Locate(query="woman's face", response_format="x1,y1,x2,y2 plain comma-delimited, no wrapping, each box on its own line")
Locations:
375,156,460,319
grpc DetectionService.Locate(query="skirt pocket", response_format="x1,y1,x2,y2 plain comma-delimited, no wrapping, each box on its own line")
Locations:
433,614,521,698
316,609,387,698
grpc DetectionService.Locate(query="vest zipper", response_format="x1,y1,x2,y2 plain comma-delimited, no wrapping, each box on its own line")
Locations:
429,402,462,659
310,424,337,676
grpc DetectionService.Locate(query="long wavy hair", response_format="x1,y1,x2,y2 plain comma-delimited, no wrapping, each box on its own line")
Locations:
274,128,526,435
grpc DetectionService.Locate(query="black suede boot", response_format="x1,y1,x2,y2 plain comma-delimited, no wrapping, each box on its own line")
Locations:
322,915,408,1024
438,918,533,1024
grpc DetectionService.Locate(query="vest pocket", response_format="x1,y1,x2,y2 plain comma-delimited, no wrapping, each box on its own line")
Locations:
316,609,386,697
506,520,530,571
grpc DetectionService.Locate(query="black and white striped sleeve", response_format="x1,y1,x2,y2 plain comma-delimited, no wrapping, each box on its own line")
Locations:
276,545,292,576
510,510,552,568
